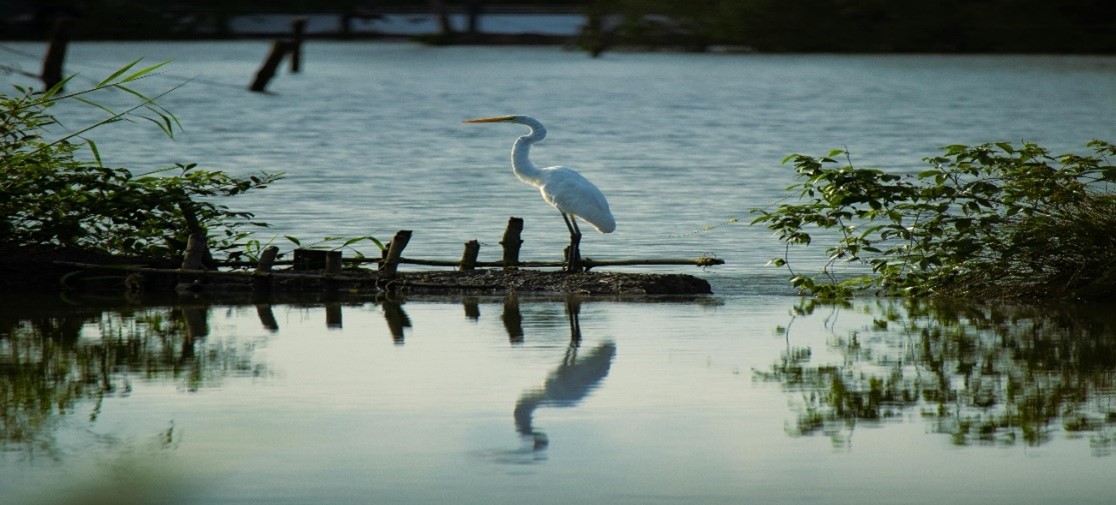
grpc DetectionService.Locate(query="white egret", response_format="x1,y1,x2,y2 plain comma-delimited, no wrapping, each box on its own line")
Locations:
463,115,615,272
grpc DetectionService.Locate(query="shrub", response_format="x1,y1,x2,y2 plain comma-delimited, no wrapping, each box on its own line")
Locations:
752,140,1116,300
0,61,282,260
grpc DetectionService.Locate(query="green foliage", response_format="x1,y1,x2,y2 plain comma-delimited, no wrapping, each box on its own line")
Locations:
752,140,1116,300
0,62,282,260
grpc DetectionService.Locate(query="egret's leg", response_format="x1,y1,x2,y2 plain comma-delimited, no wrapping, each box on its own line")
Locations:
561,212,576,236
561,213,583,273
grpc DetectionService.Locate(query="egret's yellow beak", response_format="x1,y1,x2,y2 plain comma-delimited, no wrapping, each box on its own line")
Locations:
463,115,516,123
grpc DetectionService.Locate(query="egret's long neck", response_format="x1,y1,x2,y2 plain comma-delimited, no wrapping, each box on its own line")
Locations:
511,120,547,187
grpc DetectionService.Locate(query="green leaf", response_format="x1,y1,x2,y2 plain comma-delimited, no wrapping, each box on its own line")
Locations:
122,60,171,83
96,58,142,87
84,138,103,167
285,235,301,246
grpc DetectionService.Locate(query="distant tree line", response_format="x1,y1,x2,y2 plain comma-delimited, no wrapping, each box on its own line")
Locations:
599,0,1116,53
3,0,1114,53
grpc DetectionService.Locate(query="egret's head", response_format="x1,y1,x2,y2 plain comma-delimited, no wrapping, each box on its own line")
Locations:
464,115,545,140
463,115,519,124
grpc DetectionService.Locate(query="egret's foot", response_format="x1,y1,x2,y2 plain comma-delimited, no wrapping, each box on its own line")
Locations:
565,233,583,273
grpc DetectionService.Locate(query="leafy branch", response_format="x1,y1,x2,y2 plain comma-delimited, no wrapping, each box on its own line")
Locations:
752,140,1116,300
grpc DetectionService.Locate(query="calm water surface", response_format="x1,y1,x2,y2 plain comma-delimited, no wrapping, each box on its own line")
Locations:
2,42,1116,504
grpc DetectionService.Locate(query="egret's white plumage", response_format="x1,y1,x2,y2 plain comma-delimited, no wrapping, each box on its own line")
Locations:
463,115,616,234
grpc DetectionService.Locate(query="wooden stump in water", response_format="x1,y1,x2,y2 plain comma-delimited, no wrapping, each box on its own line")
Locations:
249,40,294,92
252,245,280,294
289,17,307,73
41,18,73,91
460,239,480,271
380,230,413,278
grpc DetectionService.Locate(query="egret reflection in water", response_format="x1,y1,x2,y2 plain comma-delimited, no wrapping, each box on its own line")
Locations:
513,298,616,452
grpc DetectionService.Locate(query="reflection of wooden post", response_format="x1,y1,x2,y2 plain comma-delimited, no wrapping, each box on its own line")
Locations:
249,40,293,92
256,304,279,332
502,295,523,343
463,296,480,320
459,239,480,271
290,17,307,73
326,302,343,328
41,17,73,90
379,230,412,277
181,306,209,340
382,299,411,344
501,217,524,269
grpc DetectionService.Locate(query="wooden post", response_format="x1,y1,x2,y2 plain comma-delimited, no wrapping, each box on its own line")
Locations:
459,239,480,271
466,3,480,35
249,40,293,92
431,0,455,41
582,5,610,58
289,17,307,73
180,231,208,270
324,250,342,274
41,17,73,91
293,249,341,271
379,230,413,278
500,217,524,269
254,246,280,274
252,245,279,294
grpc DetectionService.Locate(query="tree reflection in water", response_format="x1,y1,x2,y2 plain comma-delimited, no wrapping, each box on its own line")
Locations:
0,302,265,456
756,299,1116,454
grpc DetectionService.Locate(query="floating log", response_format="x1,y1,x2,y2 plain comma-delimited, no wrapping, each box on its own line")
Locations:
41,18,73,90
218,253,723,270
501,217,524,268
249,40,293,92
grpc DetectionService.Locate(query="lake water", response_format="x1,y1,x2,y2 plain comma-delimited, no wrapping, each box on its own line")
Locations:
2,42,1116,504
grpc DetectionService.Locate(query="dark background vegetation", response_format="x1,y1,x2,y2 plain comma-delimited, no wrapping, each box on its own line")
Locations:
2,0,1114,53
